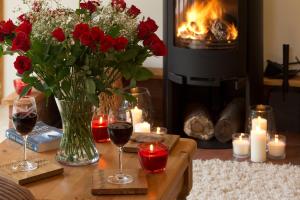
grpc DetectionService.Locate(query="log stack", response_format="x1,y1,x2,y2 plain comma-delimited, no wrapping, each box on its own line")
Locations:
183,98,245,143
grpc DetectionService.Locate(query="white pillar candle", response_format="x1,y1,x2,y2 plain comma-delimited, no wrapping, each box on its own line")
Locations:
131,106,143,125
251,127,267,162
252,116,267,131
233,134,250,158
268,135,286,158
134,122,151,133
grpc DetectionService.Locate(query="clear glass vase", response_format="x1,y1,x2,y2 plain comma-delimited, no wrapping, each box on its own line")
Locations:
55,99,99,166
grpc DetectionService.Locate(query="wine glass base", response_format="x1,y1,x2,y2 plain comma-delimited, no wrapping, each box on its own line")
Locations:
12,160,38,172
107,173,133,184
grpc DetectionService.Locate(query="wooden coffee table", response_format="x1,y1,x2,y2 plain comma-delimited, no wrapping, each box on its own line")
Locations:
0,138,196,200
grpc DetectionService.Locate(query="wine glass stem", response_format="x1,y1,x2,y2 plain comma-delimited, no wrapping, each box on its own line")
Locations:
23,135,28,161
118,147,123,174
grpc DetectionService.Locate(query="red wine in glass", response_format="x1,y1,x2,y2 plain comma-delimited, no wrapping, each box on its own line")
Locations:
12,112,37,135
108,122,133,147
12,96,38,172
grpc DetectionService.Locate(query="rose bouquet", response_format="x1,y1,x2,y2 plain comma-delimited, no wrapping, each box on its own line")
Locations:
0,0,166,165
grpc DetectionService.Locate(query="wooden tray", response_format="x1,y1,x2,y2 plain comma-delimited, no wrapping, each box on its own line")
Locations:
0,159,64,185
91,169,148,195
124,133,180,153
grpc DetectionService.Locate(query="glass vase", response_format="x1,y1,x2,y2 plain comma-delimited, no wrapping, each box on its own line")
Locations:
55,99,99,166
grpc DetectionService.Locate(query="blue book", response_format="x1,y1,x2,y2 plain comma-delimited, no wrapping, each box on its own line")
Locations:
5,121,62,152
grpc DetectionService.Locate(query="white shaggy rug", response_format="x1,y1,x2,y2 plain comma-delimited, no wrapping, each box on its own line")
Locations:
188,159,300,200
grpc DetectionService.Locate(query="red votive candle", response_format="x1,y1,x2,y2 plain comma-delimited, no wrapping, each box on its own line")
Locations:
138,142,168,173
91,114,110,143
13,79,32,95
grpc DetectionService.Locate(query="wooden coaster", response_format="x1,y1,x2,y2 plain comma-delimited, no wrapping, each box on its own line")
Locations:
124,133,180,153
91,169,148,195
0,159,64,185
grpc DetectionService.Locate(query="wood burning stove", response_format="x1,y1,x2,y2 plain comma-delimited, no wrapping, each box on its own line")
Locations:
163,0,263,148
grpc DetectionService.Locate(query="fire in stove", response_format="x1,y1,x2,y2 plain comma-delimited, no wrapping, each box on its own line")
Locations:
176,0,238,49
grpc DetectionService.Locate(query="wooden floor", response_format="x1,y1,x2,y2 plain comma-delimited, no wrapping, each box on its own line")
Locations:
193,132,300,165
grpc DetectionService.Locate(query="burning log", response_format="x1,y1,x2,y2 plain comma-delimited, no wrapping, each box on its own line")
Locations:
184,104,214,140
211,19,228,41
215,98,245,143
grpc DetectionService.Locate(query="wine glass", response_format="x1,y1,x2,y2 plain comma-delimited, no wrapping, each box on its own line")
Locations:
12,96,38,171
107,106,133,184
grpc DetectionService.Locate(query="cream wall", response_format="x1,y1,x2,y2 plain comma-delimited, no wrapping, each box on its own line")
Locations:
2,0,163,97
264,0,300,67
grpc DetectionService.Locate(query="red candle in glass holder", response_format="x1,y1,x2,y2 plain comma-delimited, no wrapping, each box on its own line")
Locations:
138,142,168,173
13,79,32,95
91,114,110,143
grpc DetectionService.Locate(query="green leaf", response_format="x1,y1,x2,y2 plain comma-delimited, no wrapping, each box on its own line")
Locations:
129,79,136,88
85,78,96,94
19,85,32,98
66,56,76,66
121,49,139,62
134,67,154,81
108,25,121,38
0,45,3,57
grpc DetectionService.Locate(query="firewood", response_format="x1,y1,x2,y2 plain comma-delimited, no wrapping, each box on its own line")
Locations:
184,104,214,141
215,98,245,143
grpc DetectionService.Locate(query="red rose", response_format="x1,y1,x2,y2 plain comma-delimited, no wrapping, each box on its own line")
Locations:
2,19,15,35
14,56,32,74
73,23,90,40
11,32,31,52
137,17,158,40
100,35,114,52
126,5,141,18
80,1,99,13
52,27,65,42
80,32,94,47
15,21,32,35
113,36,128,51
149,40,167,56
143,33,160,47
111,0,126,11
90,27,104,42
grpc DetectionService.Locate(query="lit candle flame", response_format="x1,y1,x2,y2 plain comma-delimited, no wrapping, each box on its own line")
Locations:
150,144,154,152
239,133,244,140
275,134,279,143
99,116,103,124
157,127,161,134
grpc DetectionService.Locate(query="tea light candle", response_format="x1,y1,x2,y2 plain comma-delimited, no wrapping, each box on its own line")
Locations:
91,115,110,143
232,133,250,158
138,143,168,173
134,122,151,133
252,116,267,131
131,106,143,125
268,134,286,159
152,127,167,135
251,126,267,162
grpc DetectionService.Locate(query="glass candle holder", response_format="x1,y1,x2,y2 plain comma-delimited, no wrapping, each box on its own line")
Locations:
151,127,167,135
138,142,168,173
268,134,286,159
13,79,32,95
232,133,250,159
248,105,276,139
91,109,109,143
127,87,153,133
